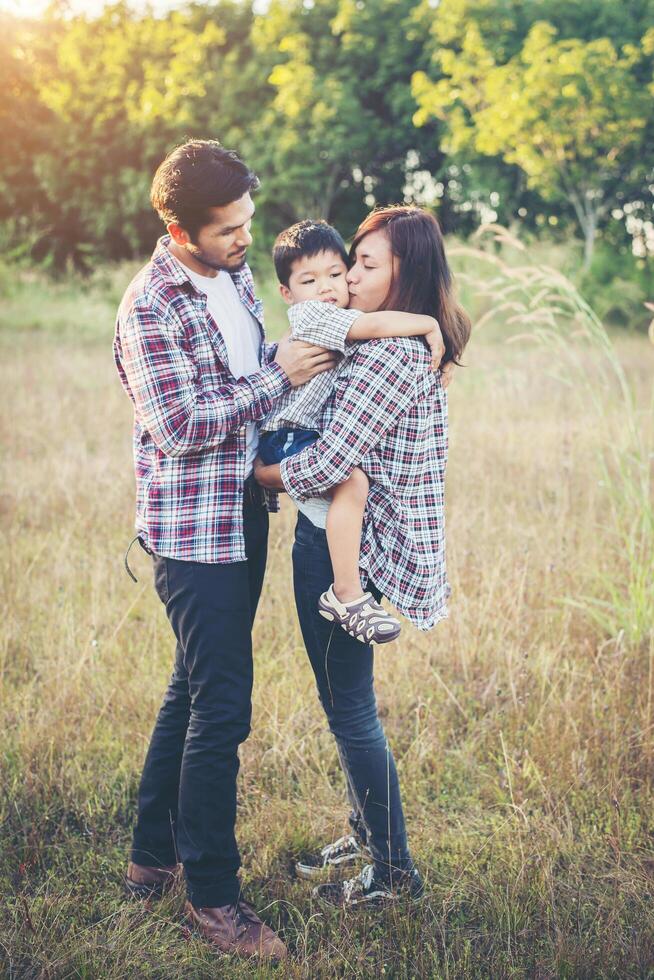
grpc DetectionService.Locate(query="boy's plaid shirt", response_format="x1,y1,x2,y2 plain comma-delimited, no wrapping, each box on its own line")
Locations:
280,336,450,631
262,300,361,432
113,236,290,563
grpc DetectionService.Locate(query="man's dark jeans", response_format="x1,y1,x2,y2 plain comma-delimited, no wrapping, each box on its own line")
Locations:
130,481,268,908
292,511,412,880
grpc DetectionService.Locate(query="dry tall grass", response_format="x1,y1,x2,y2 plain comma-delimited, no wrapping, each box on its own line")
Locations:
1,244,653,978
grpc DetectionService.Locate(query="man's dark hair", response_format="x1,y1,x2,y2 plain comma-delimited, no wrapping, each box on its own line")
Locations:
272,219,348,286
150,140,259,239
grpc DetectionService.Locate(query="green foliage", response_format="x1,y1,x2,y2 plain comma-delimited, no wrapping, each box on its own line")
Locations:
1,0,653,277
412,0,654,268
247,0,444,241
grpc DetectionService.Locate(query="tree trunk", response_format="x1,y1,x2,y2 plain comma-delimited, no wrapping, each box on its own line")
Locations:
582,209,597,273
566,186,600,273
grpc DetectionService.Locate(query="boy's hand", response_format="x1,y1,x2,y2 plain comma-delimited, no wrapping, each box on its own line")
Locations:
440,361,456,388
274,335,338,388
425,319,445,371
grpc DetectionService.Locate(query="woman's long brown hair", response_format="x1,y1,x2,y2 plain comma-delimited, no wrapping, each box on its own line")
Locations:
349,206,471,365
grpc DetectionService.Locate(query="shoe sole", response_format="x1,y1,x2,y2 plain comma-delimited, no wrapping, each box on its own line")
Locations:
312,884,425,910
295,853,364,880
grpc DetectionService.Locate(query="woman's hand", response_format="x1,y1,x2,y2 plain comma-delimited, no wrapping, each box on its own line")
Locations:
253,457,285,490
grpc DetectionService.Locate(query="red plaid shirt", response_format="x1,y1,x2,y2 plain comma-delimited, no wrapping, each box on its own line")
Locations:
114,236,290,563
280,337,450,630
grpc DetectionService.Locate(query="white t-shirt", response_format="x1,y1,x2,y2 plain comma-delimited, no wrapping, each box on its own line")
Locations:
185,267,262,478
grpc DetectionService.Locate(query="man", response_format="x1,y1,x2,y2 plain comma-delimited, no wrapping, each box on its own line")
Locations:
113,140,336,962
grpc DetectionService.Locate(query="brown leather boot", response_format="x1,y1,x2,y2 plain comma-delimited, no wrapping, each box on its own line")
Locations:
184,900,288,962
125,861,180,899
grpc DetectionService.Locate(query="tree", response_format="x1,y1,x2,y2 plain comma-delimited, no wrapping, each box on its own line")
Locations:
412,0,654,267
247,0,446,242
26,1,264,265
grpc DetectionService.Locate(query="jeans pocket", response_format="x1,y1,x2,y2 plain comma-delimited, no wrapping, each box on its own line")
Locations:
152,555,170,605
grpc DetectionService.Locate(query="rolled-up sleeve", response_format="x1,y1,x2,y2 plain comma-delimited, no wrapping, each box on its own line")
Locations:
288,301,361,354
280,340,416,498
118,302,291,458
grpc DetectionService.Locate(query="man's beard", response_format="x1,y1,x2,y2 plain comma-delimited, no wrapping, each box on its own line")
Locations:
188,242,248,273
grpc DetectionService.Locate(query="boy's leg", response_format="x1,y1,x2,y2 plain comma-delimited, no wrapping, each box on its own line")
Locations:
321,468,401,644
326,467,369,603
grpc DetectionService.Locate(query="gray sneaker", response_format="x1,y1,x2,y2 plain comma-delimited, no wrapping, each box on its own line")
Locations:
318,585,401,644
313,863,425,909
295,834,372,880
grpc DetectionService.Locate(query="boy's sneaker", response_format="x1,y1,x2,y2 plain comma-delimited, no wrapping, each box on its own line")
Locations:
312,863,424,909
295,834,371,880
318,585,401,644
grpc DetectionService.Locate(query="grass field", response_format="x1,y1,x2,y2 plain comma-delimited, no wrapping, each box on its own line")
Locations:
1,241,654,978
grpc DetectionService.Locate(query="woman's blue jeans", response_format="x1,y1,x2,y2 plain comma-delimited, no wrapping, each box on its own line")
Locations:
292,511,412,879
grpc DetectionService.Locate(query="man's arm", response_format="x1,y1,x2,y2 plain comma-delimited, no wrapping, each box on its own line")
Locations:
278,340,417,498
118,304,334,458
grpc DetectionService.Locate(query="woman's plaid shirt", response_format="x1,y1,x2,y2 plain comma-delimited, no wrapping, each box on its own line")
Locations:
280,336,450,631
114,236,290,563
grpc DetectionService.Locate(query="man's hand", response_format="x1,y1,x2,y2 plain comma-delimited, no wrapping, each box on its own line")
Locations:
425,320,445,371
440,361,456,388
274,335,339,388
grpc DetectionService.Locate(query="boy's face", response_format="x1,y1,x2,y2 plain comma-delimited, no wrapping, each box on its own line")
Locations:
281,250,350,307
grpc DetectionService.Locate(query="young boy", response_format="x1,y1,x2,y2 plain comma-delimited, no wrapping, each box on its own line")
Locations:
258,220,443,645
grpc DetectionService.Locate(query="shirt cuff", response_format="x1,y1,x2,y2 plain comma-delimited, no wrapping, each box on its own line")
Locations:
255,361,292,401
280,454,308,502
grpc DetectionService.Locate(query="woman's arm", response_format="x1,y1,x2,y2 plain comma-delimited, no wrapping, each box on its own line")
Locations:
253,458,284,490
273,339,417,499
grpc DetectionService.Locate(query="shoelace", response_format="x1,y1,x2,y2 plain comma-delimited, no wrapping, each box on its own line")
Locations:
342,863,376,902
321,834,357,860
227,901,260,937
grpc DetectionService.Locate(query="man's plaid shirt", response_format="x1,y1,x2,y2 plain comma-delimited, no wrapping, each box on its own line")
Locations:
280,336,450,630
114,236,290,563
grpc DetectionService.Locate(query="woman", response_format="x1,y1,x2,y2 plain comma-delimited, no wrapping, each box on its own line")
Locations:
255,206,470,908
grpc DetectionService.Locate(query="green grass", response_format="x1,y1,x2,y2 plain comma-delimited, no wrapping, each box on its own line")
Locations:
1,239,654,978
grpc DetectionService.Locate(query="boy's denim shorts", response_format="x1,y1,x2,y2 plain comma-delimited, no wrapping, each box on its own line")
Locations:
258,427,320,465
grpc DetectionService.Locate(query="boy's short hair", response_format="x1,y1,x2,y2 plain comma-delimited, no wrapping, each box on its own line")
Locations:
272,219,349,286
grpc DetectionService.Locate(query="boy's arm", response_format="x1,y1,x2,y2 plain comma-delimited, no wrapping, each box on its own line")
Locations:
347,311,444,369
288,301,444,369
288,301,360,354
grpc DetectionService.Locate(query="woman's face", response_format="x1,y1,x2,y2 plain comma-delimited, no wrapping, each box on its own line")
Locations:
346,229,396,312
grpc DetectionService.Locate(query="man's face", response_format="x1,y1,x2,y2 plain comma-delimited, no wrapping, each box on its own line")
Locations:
171,193,255,273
